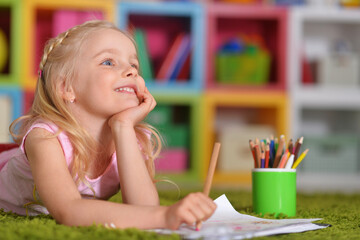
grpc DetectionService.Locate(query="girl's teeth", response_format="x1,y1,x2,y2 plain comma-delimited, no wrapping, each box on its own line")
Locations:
115,87,135,93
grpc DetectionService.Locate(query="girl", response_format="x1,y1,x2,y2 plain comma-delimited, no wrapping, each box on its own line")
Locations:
0,20,216,230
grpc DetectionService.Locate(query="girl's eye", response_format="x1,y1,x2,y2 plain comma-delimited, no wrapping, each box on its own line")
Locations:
101,60,113,66
131,64,139,69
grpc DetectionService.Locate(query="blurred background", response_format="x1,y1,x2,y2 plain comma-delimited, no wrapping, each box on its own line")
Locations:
0,0,359,193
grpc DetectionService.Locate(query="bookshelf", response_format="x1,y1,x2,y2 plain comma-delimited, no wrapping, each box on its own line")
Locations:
288,7,360,191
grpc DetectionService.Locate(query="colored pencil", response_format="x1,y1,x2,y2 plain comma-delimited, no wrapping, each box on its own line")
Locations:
254,144,261,169
249,140,257,168
292,148,309,169
294,136,304,161
260,151,265,168
285,154,295,169
278,149,289,168
269,136,275,167
288,139,294,154
196,142,220,230
265,142,270,168
273,135,285,168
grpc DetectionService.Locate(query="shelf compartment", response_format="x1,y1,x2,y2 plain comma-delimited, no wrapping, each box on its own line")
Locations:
118,1,204,93
294,108,360,180
207,4,287,91
289,8,360,90
150,93,203,183
22,0,115,91
147,104,190,174
0,0,21,86
202,91,288,185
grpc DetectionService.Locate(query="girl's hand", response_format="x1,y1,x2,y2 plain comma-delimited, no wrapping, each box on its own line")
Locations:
163,192,217,230
108,87,156,130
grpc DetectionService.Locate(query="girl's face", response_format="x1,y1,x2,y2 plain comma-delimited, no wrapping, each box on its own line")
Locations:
70,28,145,119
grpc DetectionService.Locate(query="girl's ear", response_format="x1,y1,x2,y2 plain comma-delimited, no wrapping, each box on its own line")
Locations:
58,79,76,103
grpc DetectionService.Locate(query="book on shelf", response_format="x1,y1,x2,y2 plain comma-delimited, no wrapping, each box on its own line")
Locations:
134,29,154,81
169,35,191,81
177,53,191,81
156,33,191,82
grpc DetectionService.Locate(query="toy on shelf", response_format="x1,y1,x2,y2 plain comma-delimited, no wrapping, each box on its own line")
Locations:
216,35,271,85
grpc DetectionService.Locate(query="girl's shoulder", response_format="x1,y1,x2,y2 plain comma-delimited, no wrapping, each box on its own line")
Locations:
20,120,73,164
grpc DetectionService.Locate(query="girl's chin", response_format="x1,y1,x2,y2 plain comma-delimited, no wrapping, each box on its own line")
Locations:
115,102,139,112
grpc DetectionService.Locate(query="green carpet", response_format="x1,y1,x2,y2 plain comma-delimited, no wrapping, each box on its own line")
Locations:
1,188,359,240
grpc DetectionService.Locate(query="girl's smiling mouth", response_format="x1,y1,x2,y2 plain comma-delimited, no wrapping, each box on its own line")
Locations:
114,86,136,94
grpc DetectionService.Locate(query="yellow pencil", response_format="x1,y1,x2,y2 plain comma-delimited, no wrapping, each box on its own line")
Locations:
292,149,309,169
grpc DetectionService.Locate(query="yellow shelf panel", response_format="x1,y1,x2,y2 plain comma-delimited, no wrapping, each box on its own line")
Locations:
213,172,252,185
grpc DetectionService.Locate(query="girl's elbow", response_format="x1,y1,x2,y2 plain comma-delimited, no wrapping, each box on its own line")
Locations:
52,209,75,226
50,205,80,226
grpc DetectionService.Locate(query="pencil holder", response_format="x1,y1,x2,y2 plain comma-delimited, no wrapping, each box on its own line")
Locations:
252,169,296,217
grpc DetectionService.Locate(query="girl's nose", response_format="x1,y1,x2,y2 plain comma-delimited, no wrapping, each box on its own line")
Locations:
123,65,138,78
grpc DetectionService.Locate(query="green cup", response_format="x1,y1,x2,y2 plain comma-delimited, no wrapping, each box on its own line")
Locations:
252,169,296,217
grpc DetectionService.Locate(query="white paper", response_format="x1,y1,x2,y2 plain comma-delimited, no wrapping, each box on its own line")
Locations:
153,194,328,239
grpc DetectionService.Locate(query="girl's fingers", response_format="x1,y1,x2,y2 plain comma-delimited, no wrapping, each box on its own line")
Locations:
182,193,217,225
182,209,197,226
140,92,156,112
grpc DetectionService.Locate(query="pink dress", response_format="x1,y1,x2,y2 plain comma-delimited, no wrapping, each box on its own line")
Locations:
0,121,120,216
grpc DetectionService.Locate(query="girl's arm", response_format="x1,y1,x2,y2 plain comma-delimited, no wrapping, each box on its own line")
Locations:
26,128,216,229
112,124,159,205
108,87,159,205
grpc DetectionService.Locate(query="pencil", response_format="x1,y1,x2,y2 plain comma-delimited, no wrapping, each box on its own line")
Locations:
285,154,295,169
254,144,261,168
288,139,294,154
196,142,221,230
269,137,275,167
294,136,303,161
292,148,309,169
278,149,289,168
265,142,270,168
249,140,257,168
273,135,285,168
260,151,265,168
260,140,265,153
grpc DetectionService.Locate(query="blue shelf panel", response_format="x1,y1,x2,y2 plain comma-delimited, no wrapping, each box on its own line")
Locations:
0,87,23,142
117,1,204,92
0,87,23,122
145,78,202,94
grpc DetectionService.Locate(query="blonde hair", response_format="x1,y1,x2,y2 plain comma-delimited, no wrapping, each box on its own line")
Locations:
10,20,162,187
